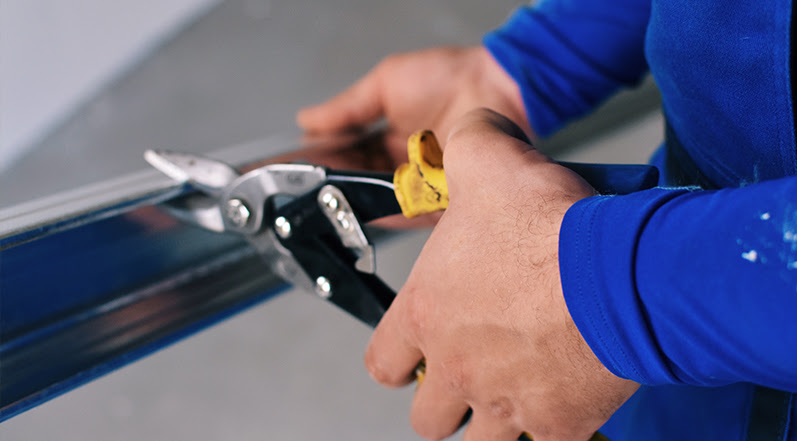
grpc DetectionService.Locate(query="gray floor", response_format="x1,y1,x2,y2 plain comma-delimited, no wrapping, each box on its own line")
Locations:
0,1,662,440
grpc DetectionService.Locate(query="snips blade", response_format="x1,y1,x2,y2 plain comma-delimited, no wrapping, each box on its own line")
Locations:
144,150,239,197
144,150,241,232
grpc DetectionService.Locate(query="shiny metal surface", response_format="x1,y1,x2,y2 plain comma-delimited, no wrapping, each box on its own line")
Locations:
318,184,375,273
315,275,333,299
0,169,181,249
220,163,330,294
223,164,327,234
144,149,240,198
0,134,302,248
225,198,251,227
274,215,292,238
0,199,265,420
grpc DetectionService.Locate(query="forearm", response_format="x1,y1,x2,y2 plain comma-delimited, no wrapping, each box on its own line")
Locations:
560,178,797,391
483,0,653,137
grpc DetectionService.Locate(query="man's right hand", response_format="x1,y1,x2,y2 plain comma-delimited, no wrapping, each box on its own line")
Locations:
297,46,531,153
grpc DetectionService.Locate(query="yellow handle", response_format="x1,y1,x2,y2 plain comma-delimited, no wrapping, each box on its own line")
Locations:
394,130,449,218
402,131,609,441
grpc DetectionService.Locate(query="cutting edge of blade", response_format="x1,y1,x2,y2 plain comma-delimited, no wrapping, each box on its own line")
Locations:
144,149,191,184
145,149,243,197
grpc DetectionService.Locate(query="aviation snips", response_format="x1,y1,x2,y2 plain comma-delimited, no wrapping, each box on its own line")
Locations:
145,130,658,329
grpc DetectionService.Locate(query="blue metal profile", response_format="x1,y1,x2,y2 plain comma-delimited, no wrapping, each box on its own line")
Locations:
0,131,395,422
0,138,302,421
0,198,290,421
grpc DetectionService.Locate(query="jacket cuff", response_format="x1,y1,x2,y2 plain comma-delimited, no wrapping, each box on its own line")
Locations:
558,189,687,385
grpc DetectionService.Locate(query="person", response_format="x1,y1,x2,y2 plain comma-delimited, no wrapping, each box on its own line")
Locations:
297,1,797,440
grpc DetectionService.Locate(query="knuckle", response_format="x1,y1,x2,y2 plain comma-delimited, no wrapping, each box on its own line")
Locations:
486,397,514,420
364,352,405,387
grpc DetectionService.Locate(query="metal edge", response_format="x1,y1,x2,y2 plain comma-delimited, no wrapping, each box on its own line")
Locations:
0,132,303,248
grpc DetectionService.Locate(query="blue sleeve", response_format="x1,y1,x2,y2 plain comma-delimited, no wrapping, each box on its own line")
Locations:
483,0,652,137
559,178,797,391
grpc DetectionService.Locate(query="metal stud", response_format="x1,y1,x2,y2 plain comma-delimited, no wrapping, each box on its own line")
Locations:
315,276,332,299
335,211,352,231
321,192,339,210
226,199,250,228
274,216,292,238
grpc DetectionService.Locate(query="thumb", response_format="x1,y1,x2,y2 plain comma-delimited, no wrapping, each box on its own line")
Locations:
445,108,594,206
446,108,532,147
297,66,386,132
443,108,553,196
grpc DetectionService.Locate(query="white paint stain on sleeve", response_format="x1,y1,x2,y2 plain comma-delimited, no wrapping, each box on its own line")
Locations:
741,250,758,262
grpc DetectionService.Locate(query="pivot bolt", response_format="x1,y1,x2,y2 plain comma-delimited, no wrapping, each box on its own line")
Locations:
226,199,250,228
321,192,339,210
336,211,352,231
274,216,292,238
315,276,332,299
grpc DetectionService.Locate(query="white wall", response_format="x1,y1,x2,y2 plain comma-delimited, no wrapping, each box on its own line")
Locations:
0,0,220,172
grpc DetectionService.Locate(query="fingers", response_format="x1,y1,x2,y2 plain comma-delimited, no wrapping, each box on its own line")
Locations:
297,64,386,132
364,302,423,388
409,366,471,440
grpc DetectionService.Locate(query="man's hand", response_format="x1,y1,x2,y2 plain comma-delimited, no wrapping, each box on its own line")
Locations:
364,109,639,441
297,46,530,153
299,46,528,229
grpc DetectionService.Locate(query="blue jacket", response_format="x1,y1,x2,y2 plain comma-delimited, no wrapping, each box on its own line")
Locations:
484,1,797,440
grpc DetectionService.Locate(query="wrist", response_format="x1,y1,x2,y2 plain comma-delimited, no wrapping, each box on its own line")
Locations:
473,45,533,141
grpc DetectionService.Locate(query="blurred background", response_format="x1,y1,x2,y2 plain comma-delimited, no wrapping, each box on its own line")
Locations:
0,1,662,440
